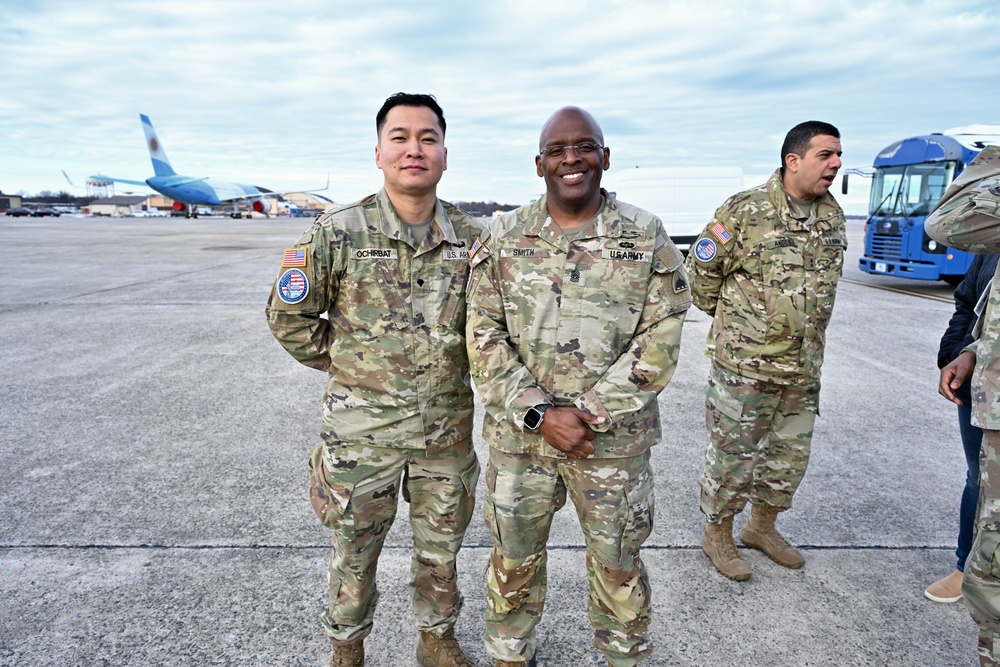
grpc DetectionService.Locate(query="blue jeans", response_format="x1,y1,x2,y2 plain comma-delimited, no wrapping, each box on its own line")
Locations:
958,402,984,571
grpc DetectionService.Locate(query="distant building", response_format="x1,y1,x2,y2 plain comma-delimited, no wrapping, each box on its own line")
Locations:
0,194,23,212
283,191,336,214
88,195,151,217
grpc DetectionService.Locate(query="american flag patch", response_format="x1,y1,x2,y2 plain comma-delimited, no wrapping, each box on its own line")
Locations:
283,248,307,267
710,222,733,244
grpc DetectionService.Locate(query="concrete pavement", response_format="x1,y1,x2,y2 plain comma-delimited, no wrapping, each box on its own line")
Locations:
0,216,978,666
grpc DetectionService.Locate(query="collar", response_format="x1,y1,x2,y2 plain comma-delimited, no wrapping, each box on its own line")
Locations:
374,188,459,249
767,169,843,233
523,189,624,244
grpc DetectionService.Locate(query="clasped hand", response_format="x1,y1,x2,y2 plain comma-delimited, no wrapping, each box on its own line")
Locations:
537,407,605,459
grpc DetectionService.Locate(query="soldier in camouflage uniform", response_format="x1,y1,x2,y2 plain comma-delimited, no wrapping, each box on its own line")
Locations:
466,106,691,667
684,121,846,581
927,144,1000,667
265,93,481,667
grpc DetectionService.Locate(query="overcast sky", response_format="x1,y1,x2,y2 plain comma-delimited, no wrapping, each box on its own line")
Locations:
2,0,998,208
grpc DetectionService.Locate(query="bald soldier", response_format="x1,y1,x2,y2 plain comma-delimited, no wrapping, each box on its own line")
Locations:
266,93,480,667
685,121,846,581
466,106,691,667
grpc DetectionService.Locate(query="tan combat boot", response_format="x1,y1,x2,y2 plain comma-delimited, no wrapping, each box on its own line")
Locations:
329,636,364,667
740,504,805,569
417,628,475,667
495,659,537,667
701,515,751,581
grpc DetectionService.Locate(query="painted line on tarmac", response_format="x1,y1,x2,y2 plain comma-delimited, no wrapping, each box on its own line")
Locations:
0,543,958,551
840,277,954,303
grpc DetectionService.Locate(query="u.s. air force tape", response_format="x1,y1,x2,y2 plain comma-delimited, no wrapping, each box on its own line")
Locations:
277,268,309,304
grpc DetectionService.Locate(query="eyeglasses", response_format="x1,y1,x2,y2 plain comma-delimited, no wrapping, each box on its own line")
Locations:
538,143,604,158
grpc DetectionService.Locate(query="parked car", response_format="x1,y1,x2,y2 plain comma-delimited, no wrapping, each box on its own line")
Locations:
31,208,61,217
5,208,31,217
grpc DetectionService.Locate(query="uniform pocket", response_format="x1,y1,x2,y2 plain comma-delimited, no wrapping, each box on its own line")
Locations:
758,242,806,361
436,274,468,332
706,373,745,422
308,444,351,531
964,528,1000,622
483,464,503,549
333,261,408,341
617,464,655,562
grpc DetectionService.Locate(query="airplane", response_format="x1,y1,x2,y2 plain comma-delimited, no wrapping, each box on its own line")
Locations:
64,114,328,217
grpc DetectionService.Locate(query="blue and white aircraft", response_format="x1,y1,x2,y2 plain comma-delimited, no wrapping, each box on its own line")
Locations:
67,114,327,217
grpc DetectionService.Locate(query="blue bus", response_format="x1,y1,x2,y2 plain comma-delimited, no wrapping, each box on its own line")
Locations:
857,126,1000,284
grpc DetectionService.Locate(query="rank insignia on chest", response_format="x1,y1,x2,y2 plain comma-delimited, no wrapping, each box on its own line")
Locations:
710,221,733,245
282,248,307,268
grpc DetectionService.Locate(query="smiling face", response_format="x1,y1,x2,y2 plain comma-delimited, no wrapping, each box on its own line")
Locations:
375,105,447,199
783,134,843,201
535,107,610,219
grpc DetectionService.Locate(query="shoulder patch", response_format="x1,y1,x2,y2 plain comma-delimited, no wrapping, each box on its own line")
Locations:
693,237,718,262
277,268,309,304
282,247,307,268
470,236,492,260
710,221,733,245
673,272,688,293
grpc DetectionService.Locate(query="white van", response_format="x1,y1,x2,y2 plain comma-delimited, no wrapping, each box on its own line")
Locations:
603,166,744,253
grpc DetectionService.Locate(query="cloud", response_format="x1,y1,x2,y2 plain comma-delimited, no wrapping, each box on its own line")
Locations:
1,0,998,205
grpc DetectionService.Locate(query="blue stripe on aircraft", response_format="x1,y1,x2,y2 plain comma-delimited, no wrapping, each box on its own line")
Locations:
151,157,174,178
148,177,222,205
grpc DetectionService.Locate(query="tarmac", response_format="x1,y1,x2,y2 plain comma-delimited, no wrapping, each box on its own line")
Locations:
0,215,980,666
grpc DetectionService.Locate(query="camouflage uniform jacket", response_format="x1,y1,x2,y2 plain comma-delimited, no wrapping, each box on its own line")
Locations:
265,189,482,450
926,144,1000,430
684,169,847,384
466,191,691,458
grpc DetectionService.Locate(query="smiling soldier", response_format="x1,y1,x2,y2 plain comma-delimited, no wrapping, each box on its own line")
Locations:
466,106,691,666
685,121,846,581
266,93,481,667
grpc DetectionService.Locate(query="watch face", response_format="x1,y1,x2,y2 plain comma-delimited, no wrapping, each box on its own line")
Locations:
525,408,541,430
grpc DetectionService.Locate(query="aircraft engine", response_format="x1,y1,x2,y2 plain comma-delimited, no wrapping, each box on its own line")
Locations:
252,199,271,214
172,201,185,211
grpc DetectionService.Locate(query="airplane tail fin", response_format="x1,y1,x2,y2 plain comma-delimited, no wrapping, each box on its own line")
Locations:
140,114,176,177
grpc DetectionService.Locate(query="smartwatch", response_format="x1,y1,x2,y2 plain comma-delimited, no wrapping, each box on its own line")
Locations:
523,404,552,431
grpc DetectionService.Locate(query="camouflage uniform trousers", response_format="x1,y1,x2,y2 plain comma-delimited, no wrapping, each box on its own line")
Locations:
965,429,1000,666
308,438,479,642
483,447,654,667
699,362,819,523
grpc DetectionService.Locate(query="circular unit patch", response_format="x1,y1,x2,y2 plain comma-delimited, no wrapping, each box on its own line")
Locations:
694,237,717,262
277,268,309,304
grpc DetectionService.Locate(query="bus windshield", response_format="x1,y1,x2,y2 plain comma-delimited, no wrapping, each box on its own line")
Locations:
869,161,956,217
